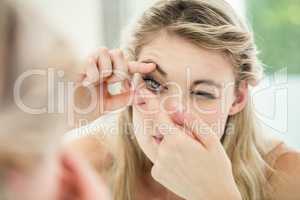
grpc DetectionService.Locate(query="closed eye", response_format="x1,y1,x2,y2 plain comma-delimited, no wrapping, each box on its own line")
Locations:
191,91,216,99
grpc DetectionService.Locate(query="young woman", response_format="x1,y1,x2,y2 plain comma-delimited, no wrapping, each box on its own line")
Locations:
71,0,300,199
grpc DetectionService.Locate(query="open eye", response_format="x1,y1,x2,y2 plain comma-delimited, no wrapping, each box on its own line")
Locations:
142,75,166,93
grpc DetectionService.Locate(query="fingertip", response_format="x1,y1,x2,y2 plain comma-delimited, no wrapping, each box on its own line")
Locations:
170,111,185,126
128,61,138,72
143,63,156,73
128,61,156,74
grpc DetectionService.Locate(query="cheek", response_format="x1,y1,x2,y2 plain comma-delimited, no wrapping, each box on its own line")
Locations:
132,84,162,140
132,108,158,163
133,86,161,115
191,98,232,138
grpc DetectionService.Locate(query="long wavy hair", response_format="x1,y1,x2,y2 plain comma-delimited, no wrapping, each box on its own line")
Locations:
108,0,273,199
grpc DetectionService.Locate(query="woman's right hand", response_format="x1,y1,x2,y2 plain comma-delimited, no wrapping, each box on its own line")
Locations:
73,47,155,122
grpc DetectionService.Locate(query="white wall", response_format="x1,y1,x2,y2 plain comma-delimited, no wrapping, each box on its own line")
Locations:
124,0,246,24
23,0,245,55
225,0,246,17
25,0,103,58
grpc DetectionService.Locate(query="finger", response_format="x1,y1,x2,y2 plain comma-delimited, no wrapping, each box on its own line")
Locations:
180,112,219,149
156,115,206,156
83,56,100,86
161,103,194,138
157,115,200,144
97,48,113,79
107,49,128,83
155,110,186,142
105,91,134,112
164,103,216,147
154,102,187,139
128,61,156,74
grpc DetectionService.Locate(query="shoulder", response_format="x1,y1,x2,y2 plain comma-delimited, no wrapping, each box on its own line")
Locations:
65,114,120,173
273,147,300,172
268,143,300,200
66,135,114,173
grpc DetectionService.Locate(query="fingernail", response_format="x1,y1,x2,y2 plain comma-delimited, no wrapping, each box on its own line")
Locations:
107,81,124,95
147,63,156,68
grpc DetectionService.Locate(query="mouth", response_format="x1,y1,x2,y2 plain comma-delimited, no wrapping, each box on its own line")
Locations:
152,127,164,144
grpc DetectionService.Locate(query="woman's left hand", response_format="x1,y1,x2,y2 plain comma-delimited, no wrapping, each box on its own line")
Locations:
151,111,242,200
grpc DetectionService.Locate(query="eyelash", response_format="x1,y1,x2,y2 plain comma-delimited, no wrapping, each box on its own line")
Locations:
142,75,166,93
142,75,216,99
190,91,216,100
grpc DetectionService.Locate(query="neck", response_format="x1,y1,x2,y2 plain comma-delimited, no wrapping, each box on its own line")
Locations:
137,171,182,200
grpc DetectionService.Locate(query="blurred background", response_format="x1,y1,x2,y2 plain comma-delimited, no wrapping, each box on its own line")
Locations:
7,0,300,148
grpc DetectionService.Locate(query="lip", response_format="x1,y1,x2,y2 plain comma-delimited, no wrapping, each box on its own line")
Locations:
137,101,146,106
152,135,164,144
152,127,164,144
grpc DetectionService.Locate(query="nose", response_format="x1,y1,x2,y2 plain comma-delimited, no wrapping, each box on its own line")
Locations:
132,74,146,106
133,82,161,113
136,96,146,106
133,77,190,117
134,87,146,106
163,100,187,126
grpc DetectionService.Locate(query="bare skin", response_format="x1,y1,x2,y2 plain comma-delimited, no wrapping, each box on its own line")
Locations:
72,31,300,199
73,31,244,199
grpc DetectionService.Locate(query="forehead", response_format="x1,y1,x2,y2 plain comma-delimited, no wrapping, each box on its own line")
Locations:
138,31,235,85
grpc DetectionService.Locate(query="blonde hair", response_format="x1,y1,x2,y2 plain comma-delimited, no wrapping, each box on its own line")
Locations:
110,0,272,199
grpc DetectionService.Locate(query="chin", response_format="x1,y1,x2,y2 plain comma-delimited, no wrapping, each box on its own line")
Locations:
133,132,159,163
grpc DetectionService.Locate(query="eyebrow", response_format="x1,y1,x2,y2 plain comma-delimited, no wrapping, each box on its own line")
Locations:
192,79,222,89
140,59,168,77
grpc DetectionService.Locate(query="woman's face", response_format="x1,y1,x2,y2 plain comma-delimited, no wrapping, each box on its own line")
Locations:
132,31,243,162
